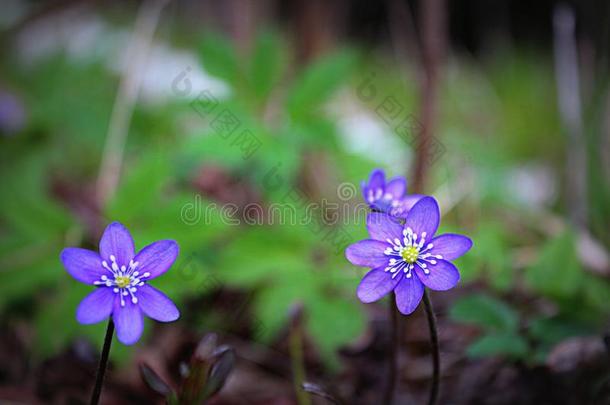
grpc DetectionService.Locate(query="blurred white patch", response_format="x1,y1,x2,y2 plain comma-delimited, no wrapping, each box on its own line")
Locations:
506,164,557,208
16,6,107,65
108,43,230,105
577,230,610,275
15,5,229,104
332,91,409,168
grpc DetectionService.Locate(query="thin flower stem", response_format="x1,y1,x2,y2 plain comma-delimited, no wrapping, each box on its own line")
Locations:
382,293,399,404
90,319,114,405
290,329,311,405
423,290,440,405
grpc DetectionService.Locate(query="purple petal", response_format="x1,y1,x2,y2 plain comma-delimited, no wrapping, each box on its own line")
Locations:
60,248,105,284
99,222,135,266
361,181,369,203
414,260,460,291
133,240,179,280
368,168,386,190
357,267,401,303
394,275,424,315
137,285,180,322
385,177,407,199
113,297,144,345
76,288,114,324
404,196,440,238
400,194,425,212
345,240,390,268
366,212,403,242
430,234,473,260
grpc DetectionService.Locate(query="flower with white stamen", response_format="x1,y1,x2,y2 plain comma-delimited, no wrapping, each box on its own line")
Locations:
60,222,181,345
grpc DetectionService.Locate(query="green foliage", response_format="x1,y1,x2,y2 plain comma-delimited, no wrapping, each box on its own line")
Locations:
0,30,365,366
248,32,285,102
199,33,239,85
2,27,609,373
450,293,518,332
466,332,529,359
451,291,597,363
287,50,356,120
524,230,581,299
450,294,528,360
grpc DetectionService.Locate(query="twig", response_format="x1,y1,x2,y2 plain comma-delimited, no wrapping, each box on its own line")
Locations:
553,4,587,228
412,0,446,192
96,0,170,206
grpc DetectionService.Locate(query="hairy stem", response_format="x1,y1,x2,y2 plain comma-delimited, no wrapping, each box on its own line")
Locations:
423,290,440,405
90,319,114,405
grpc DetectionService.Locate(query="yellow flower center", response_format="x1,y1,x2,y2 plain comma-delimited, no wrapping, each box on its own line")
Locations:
115,276,131,288
401,246,420,264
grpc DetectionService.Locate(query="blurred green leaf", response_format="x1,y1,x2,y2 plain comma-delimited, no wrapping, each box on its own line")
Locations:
249,32,284,102
450,293,519,332
306,296,365,368
524,230,582,298
287,50,356,120
253,276,316,342
581,275,610,315
528,316,592,346
466,332,528,359
199,33,239,85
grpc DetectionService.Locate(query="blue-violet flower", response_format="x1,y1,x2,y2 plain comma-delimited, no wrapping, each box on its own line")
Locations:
346,197,472,314
60,222,180,345
362,168,422,218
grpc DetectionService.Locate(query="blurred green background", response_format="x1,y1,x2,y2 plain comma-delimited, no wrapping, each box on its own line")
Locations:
0,0,609,402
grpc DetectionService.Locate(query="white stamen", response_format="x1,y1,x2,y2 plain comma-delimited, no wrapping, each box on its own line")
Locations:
380,225,442,281
94,253,149,307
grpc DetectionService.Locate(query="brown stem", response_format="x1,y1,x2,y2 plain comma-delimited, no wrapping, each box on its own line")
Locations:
412,0,446,192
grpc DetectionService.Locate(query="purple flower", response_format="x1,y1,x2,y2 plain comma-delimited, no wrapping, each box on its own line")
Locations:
346,197,472,314
361,168,423,218
60,222,180,345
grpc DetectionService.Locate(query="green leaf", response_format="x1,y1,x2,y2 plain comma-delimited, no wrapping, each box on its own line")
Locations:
581,275,610,315
306,296,365,368
524,230,582,298
253,276,316,342
249,32,284,102
449,294,519,332
464,223,511,290
528,316,592,346
106,151,172,219
467,332,528,359
199,33,239,85
287,51,356,119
